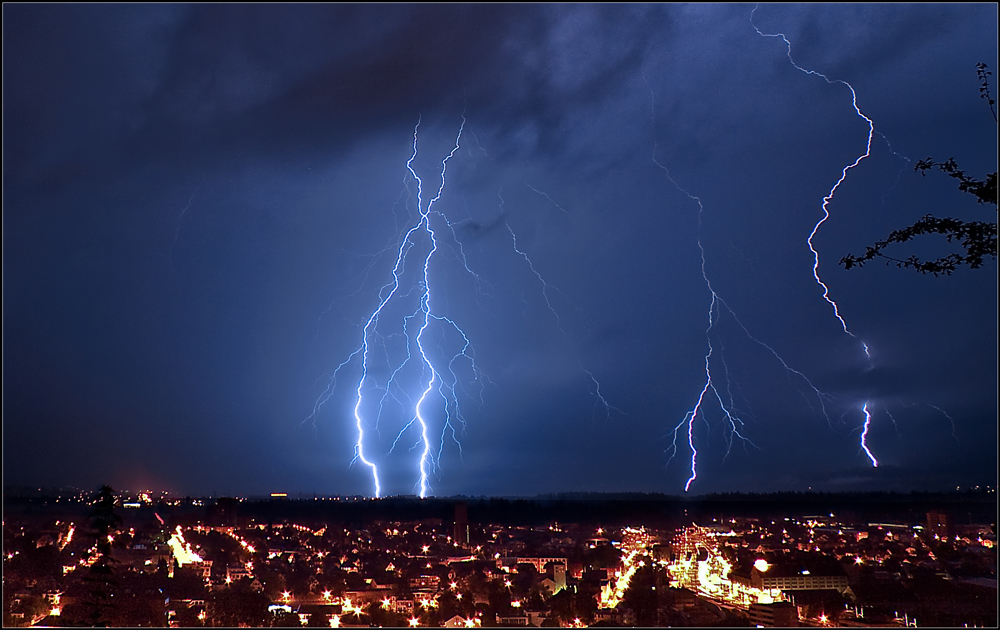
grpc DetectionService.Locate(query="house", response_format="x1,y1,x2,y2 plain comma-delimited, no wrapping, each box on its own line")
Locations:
497,612,529,626
526,609,550,626
410,575,441,591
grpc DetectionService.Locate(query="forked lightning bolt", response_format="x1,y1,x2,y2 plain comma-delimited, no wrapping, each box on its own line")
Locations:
650,145,831,491
308,116,480,498
309,119,623,497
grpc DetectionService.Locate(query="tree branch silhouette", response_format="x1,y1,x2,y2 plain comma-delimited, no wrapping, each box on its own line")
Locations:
841,63,997,276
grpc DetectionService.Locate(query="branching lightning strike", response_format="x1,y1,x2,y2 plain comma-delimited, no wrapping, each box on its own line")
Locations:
310,118,620,498
649,5,905,490
650,122,831,491
309,116,481,498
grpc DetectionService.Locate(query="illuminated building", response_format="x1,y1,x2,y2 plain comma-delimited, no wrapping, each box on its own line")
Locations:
748,601,799,627
496,612,529,626
226,564,251,582
743,561,850,595
409,575,441,591
496,556,567,573
188,560,213,580
668,527,784,608
621,526,654,552
538,563,567,595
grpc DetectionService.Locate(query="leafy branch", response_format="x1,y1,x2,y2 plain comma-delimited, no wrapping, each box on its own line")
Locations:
978,62,997,123
841,63,997,276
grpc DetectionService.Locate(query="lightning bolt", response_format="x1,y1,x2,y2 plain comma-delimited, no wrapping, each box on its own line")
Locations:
309,116,481,498
750,6,916,475
310,117,624,497
652,156,828,491
883,406,901,437
646,72,833,492
406,116,470,498
169,187,201,260
926,403,960,443
859,402,878,467
584,368,626,419
751,5,875,357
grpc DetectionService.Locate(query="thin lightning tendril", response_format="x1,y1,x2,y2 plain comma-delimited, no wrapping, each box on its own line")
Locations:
525,183,571,215
499,189,621,420
926,403,960,443
505,217,563,331
883,407,901,437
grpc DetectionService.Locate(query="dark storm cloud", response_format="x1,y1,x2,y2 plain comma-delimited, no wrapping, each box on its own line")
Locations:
3,4,996,497
5,4,667,189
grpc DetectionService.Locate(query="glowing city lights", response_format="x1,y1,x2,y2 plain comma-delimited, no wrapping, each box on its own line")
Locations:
167,526,203,566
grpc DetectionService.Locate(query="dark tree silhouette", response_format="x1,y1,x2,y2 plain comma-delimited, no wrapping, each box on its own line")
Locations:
621,565,659,627
841,63,997,275
80,485,124,626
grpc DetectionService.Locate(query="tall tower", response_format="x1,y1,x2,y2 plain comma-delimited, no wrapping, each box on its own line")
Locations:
926,511,950,538
453,501,469,547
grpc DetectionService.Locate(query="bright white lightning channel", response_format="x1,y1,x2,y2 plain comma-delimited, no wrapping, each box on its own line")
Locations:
750,6,875,356
752,5,884,462
309,116,478,499
860,402,878,467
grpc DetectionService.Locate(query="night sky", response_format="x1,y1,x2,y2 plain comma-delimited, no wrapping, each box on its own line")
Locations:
4,4,997,498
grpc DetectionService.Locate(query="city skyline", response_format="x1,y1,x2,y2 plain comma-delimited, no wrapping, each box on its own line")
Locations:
4,489,996,627
3,4,997,498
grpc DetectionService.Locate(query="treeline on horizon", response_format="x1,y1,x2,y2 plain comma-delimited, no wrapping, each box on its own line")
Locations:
4,486,996,529
3,485,996,501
